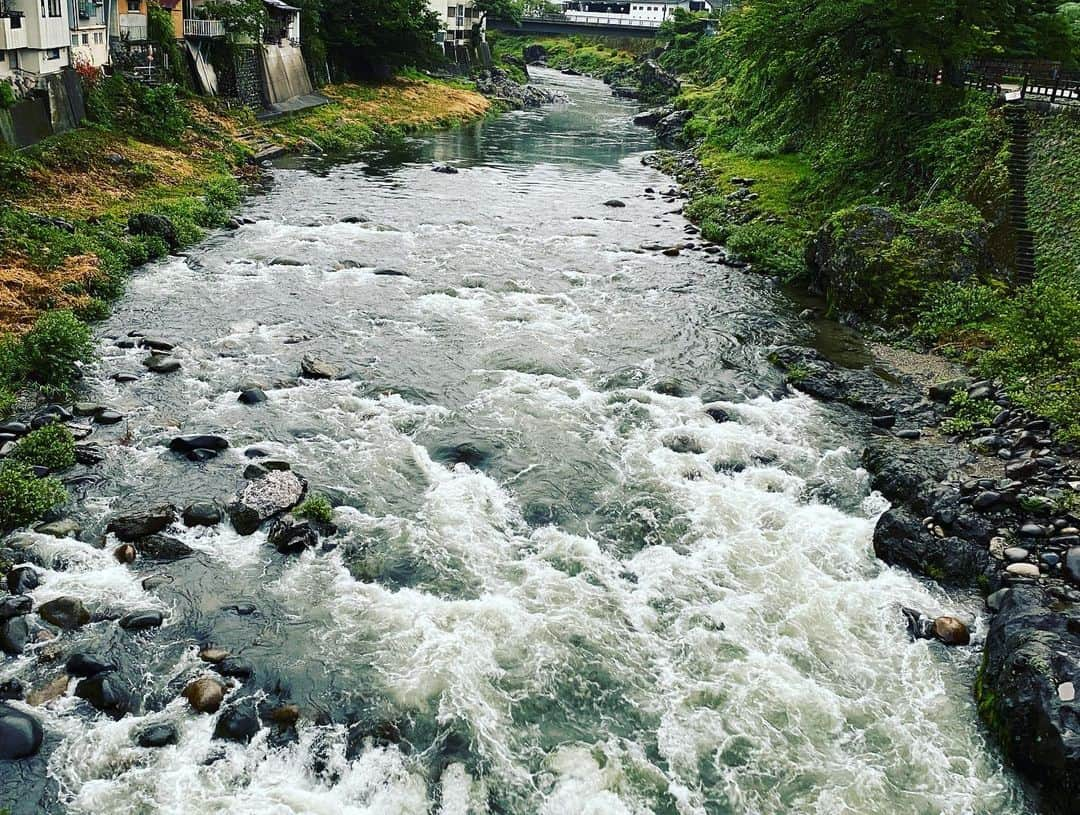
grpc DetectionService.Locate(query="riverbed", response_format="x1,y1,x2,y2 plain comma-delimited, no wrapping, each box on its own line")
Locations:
1,69,1033,814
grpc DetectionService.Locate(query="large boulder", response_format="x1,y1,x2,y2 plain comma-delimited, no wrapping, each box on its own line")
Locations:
862,440,951,505
213,698,261,743
0,617,29,655
522,44,547,65
228,469,306,535
633,106,673,127
106,505,176,542
978,586,1080,815
0,594,32,620
183,677,224,714
37,597,90,630
267,515,322,554
636,59,680,102
806,203,992,325
0,704,43,759
655,109,692,148
75,672,131,719
134,534,194,561
128,213,179,250
873,507,991,584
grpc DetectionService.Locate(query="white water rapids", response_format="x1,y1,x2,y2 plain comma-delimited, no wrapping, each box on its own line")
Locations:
0,70,1032,814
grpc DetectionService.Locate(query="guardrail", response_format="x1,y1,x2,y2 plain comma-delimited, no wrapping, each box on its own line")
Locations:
1019,75,1080,106
184,18,225,38
521,12,663,29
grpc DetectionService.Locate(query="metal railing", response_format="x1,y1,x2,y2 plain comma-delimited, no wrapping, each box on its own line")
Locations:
184,18,225,37
1019,75,1080,107
522,12,663,28
119,21,146,40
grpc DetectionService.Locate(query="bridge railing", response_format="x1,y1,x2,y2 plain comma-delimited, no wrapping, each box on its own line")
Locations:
520,12,663,29
1019,75,1080,107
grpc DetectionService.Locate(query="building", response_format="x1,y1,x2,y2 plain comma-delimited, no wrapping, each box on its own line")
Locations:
67,0,109,68
1,0,72,82
430,0,484,57
559,0,715,23
112,0,145,41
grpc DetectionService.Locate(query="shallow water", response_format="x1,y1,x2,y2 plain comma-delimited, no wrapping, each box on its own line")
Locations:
2,69,1033,814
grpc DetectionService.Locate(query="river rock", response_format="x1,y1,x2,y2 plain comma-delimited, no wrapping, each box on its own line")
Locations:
66,653,116,677
603,199,626,208
119,610,164,630
35,518,81,538
134,534,194,561
0,679,23,701
228,469,306,535
0,617,29,655
169,435,229,456
143,354,181,374
213,699,261,743
139,337,174,352
200,647,230,663
1005,562,1040,577
74,442,106,466
213,657,254,679
238,388,268,405
107,505,176,541
114,543,136,563
267,514,321,553
7,566,42,594
432,163,458,174
633,105,673,127
183,677,224,714
0,594,32,620
0,704,43,759
655,109,692,148
38,597,90,630
1064,547,1080,585
136,721,179,748
94,409,124,425
183,501,222,527
523,43,547,64
932,616,970,645
873,507,990,584
862,441,949,504
128,213,179,249
300,355,339,380
75,672,131,719
27,674,70,706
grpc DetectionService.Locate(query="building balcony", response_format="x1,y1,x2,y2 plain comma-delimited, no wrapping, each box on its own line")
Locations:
0,13,28,50
184,18,225,38
119,21,146,39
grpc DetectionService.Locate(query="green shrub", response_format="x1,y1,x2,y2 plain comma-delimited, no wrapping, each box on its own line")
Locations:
294,493,333,524
11,423,76,470
0,387,14,419
0,334,25,388
941,391,999,434
0,146,34,196
86,75,189,145
0,461,68,531
19,310,94,396
0,79,15,109
75,297,110,323
913,280,1004,343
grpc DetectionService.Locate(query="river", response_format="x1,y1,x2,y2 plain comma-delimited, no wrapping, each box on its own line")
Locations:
3,69,1033,814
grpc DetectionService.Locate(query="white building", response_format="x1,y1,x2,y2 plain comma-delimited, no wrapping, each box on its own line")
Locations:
1,0,72,81
67,0,108,68
430,0,483,52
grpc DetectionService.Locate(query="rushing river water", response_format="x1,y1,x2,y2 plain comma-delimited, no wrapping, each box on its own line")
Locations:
2,70,1034,814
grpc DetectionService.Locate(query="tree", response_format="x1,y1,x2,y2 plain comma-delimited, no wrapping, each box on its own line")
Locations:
471,0,523,45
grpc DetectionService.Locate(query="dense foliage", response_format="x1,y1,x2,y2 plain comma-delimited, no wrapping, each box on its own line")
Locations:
1,310,93,398
0,461,68,531
11,424,77,471
86,75,189,145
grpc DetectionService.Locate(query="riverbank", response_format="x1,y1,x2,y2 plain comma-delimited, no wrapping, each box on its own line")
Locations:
0,74,490,406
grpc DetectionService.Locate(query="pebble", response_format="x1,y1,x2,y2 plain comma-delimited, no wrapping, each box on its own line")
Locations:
136,722,179,748
972,491,1001,510
1005,563,1041,577
1060,682,1076,702
1019,523,1047,537
183,677,225,714
119,610,165,630
1003,547,1029,563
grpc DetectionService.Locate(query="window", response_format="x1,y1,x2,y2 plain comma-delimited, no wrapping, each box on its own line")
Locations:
45,47,60,59
0,52,5,63
47,0,60,17
94,31,102,43
127,0,140,10
10,15,20,28
71,34,78,45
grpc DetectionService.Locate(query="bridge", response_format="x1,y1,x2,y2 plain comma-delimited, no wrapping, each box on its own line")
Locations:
489,12,662,38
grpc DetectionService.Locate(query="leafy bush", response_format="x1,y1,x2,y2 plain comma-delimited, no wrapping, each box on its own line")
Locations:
86,75,189,145
18,310,93,396
913,280,1004,343
11,423,76,470
0,79,15,109
941,391,999,434
0,387,14,419
0,461,68,531
0,147,34,197
294,493,333,524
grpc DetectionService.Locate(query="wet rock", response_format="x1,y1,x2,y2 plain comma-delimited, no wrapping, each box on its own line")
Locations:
0,679,24,700
143,354,181,374
705,406,730,423
119,610,164,630
213,657,254,679
114,543,136,563
169,435,229,457
66,653,116,677
112,372,139,383
0,594,32,619
199,647,230,663
38,597,90,629
663,434,705,455
75,672,131,719
300,355,338,380
873,508,990,584
107,505,176,541
474,68,569,109
0,421,28,436
183,677,225,714
269,704,300,727
633,105,673,127
134,534,194,561
1019,523,1047,538
213,699,261,743
372,268,408,277
523,43,547,64
0,617,29,655
972,491,1001,510
929,379,971,404
1065,547,1080,585
431,163,458,174
183,501,222,527
128,213,179,249
141,575,171,590
238,388,268,405
862,441,949,504
223,602,256,616
1005,562,1040,577
1003,547,1029,563
228,469,306,535
603,199,626,208
269,256,306,267
74,443,106,466
7,566,42,594
94,409,124,425
27,674,70,706
136,722,179,748
267,514,320,553
932,616,971,645
655,109,692,147
0,704,43,759
979,585,1080,814
35,518,81,538
139,337,175,352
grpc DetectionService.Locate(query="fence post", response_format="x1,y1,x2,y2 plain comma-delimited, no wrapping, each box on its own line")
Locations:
1050,78,1058,103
